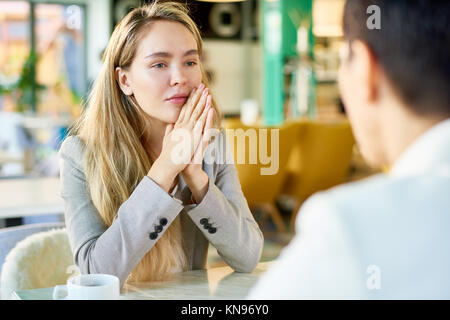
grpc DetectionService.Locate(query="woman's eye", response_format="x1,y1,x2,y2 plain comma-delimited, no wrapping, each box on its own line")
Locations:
152,63,166,68
186,61,197,66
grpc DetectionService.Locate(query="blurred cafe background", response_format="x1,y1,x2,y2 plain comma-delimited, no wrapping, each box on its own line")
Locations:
0,0,379,267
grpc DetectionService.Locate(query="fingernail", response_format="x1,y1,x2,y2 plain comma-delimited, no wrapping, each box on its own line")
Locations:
199,83,204,90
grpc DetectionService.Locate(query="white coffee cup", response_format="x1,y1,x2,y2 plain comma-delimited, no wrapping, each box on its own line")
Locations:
53,274,120,300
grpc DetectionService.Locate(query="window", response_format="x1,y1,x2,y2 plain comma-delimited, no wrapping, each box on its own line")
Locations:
35,3,86,117
0,1,30,111
0,1,87,116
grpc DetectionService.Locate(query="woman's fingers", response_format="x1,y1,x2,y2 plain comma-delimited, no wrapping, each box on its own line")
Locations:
195,96,212,141
192,107,207,149
192,101,210,154
192,107,215,164
176,87,196,126
202,108,214,145
182,83,205,123
169,83,213,166
161,123,174,149
203,108,214,136
189,90,209,127
166,123,174,133
163,123,174,140
195,95,211,127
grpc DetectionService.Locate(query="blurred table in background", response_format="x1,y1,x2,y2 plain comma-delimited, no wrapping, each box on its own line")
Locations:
0,177,63,219
0,151,24,165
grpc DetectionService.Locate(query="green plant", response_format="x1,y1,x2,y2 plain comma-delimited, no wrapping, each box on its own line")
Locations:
1,51,46,113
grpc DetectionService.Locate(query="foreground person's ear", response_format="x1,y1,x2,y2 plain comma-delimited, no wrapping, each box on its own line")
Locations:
351,40,381,104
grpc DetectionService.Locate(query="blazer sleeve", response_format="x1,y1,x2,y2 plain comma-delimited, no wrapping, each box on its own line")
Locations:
183,131,264,273
58,136,184,287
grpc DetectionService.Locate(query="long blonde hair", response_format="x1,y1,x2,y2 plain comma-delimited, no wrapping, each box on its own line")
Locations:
69,1,221,283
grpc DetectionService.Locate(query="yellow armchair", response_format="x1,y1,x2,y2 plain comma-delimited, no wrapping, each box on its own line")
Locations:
222,118,301,233
282,119,355,229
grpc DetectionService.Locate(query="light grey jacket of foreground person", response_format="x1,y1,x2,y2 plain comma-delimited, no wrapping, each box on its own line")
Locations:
58,130,264,287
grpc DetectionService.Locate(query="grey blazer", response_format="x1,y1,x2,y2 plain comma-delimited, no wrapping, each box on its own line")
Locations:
58,131,264,287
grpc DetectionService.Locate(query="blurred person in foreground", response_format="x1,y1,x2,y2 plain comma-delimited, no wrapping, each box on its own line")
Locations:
248,0,450,299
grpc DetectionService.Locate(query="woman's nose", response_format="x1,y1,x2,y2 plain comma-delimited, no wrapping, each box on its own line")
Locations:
169,65,188,87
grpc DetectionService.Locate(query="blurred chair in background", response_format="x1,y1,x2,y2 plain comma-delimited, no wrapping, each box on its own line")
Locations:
282,119,355,231
0,222,74,299
222,119,300,233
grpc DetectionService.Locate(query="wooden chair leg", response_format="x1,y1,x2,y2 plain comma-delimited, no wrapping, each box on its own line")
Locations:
261,203,287,233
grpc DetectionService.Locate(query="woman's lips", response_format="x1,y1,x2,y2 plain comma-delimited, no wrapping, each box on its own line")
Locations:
166,97,187,105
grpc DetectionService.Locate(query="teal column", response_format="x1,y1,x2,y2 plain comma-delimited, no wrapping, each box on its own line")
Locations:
262,0,313,125
262,0,283,126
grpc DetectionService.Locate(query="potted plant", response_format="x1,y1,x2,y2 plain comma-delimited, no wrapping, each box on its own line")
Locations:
0,51,46,113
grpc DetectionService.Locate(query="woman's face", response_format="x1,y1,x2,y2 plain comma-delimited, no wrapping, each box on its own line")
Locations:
118,20,202,125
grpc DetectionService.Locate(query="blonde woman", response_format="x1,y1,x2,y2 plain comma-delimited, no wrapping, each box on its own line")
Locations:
58,1,263,287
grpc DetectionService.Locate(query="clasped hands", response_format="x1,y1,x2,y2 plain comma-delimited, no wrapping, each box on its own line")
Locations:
147,83,215,203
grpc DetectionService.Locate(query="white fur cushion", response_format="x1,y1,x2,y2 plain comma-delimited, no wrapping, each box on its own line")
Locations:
0,228,75,299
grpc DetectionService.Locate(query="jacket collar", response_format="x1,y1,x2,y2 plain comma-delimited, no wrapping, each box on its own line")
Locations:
390,118,450,177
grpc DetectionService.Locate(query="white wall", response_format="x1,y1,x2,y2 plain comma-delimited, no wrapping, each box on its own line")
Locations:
203,40,262,116
85,0,111,82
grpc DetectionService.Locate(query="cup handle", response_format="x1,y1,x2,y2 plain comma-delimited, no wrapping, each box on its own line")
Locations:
53,285,68,300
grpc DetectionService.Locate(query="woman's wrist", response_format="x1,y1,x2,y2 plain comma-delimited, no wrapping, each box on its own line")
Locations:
147,159,178,193
182,170,209,204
